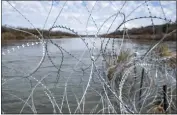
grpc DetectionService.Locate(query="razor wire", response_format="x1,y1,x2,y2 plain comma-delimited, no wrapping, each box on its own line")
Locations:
2,0,176,114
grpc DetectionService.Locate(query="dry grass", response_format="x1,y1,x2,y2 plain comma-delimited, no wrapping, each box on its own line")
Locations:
107,49,132,81
116,49,132,63
155,44,172,57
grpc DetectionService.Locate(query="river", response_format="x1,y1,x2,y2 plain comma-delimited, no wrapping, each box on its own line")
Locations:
1,38,176,114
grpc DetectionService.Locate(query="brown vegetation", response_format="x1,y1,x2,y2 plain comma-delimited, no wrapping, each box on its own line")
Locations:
1,25,78,45
100,23,176,41
154,43,176,68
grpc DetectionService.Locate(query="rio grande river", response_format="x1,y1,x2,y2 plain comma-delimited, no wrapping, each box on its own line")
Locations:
2,38,176,114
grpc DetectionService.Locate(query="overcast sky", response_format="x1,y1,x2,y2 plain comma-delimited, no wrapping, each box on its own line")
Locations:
2,1,176,35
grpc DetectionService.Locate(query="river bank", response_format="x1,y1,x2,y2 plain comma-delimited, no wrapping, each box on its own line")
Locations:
100,33,176,41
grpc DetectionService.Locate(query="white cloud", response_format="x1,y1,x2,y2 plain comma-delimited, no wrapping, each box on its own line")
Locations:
2,1,176,35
